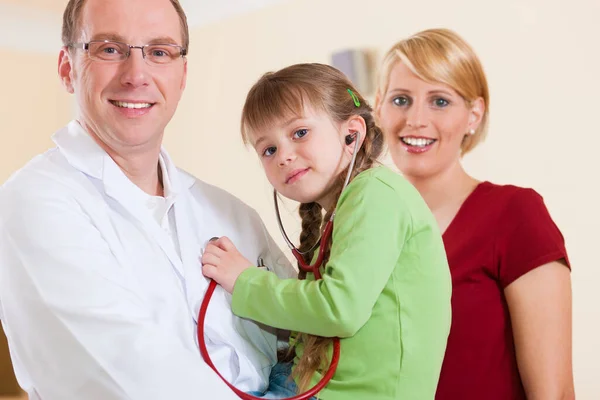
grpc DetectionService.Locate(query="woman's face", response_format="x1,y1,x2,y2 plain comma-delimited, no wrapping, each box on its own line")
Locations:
376,62,484,181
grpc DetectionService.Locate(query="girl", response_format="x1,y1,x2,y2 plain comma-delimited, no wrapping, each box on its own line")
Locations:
202,63,452,400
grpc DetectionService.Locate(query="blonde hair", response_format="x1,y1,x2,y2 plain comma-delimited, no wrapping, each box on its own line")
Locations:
376,28,490,155
241,63,384,392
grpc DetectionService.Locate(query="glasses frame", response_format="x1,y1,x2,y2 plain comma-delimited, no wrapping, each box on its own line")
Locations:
69,40,187,65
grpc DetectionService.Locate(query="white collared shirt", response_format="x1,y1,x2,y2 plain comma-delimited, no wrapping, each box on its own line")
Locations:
142,156,180,257
0,121,295,400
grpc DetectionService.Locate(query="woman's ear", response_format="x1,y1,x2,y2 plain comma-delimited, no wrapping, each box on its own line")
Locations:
467,97,485,132
374,92,382,122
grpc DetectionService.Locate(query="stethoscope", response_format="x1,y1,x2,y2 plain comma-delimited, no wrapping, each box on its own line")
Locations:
198,132,360,399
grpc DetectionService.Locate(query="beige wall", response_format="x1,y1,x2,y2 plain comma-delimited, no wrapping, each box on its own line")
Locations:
1,0,598,397
0,48,72,183
166,0,600,397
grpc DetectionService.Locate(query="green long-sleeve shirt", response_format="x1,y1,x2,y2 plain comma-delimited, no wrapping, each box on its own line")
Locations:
232,166,452,399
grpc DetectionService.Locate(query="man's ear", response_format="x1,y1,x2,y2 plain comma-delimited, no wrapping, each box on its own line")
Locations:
58,47,75,94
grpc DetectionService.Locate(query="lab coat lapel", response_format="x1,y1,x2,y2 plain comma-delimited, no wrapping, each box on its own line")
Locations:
172,193,208,323
168,158,217,324
173,192,237,332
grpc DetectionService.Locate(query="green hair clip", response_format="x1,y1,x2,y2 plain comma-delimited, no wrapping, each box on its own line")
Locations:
347,88,361,107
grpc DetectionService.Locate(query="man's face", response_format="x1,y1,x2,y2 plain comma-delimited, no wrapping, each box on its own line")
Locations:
58,0,187,155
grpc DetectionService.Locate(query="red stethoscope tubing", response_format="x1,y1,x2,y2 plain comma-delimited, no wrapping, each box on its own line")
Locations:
293,220,334,280
198,281,340,399
197,219,340,399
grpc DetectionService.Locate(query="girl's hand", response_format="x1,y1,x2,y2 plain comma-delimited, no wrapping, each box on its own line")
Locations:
201,236,253,293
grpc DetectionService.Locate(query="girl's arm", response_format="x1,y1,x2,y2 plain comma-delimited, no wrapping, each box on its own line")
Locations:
205,176,410,337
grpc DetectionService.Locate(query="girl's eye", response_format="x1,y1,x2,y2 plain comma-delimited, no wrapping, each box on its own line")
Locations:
293,129,308,139
392,96,410,107
263,146,276,157
433,97,450,108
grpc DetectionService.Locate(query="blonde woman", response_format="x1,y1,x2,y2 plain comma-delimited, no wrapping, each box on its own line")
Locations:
375,29,574,400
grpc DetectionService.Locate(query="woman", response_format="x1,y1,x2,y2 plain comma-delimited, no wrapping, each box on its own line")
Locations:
375,28,574,400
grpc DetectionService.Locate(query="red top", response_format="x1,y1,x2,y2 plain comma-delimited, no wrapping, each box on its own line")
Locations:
435,182,570,400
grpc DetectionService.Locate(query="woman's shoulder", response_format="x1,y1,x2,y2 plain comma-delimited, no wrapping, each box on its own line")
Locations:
474,181,547,215
460,182,558,241
475,182,569,285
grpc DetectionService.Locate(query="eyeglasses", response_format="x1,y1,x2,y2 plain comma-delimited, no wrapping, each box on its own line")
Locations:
69,40,187,66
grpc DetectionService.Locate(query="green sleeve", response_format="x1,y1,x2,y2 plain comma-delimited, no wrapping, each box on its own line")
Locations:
231,176,411,338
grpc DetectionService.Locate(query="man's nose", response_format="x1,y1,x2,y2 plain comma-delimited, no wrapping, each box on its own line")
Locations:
119,47,151,88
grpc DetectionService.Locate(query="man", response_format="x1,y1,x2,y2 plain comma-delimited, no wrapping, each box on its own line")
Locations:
0,0,293,399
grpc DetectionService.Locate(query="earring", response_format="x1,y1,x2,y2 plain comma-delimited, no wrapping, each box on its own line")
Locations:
468,129,475,135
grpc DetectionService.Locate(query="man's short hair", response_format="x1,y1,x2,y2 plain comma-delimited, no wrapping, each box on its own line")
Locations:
61,0,190,51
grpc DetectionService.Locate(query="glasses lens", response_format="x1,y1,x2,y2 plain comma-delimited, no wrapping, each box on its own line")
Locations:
145,45,182,64
88,41,128,61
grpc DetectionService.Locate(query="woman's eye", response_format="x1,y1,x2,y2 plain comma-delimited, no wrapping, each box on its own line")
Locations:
293,129,308,139
263,146,276,157
392,96,410,106
433,98,450,107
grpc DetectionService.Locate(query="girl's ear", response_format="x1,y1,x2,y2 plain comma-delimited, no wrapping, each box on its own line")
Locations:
343,115,367,155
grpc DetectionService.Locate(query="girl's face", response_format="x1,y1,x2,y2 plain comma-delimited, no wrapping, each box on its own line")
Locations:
249,104,357,210
376,62,484,181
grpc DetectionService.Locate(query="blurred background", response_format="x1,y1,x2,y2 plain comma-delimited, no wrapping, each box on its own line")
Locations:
0,0,598,398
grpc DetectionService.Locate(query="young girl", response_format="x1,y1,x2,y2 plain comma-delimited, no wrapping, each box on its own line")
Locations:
202,63,452,400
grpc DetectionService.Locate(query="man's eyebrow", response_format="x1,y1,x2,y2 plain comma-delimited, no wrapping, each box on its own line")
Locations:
90,33,125,42
90,34,181,46
147,36,180,45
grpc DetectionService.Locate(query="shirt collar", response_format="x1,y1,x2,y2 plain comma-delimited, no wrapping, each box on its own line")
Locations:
52,120,196,194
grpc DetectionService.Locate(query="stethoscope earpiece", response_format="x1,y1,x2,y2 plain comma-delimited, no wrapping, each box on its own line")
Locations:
345,132,357,146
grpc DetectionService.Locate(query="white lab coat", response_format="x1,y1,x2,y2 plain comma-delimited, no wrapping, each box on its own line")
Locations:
0,121,295,400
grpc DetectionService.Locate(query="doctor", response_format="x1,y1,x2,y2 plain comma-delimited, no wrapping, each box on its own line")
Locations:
0,0,294,399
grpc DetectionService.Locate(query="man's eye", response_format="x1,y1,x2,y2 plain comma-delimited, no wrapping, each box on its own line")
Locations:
149,47,174,58
99,46,121,54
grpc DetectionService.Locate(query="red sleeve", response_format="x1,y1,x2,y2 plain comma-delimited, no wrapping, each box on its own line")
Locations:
496,188,570,288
